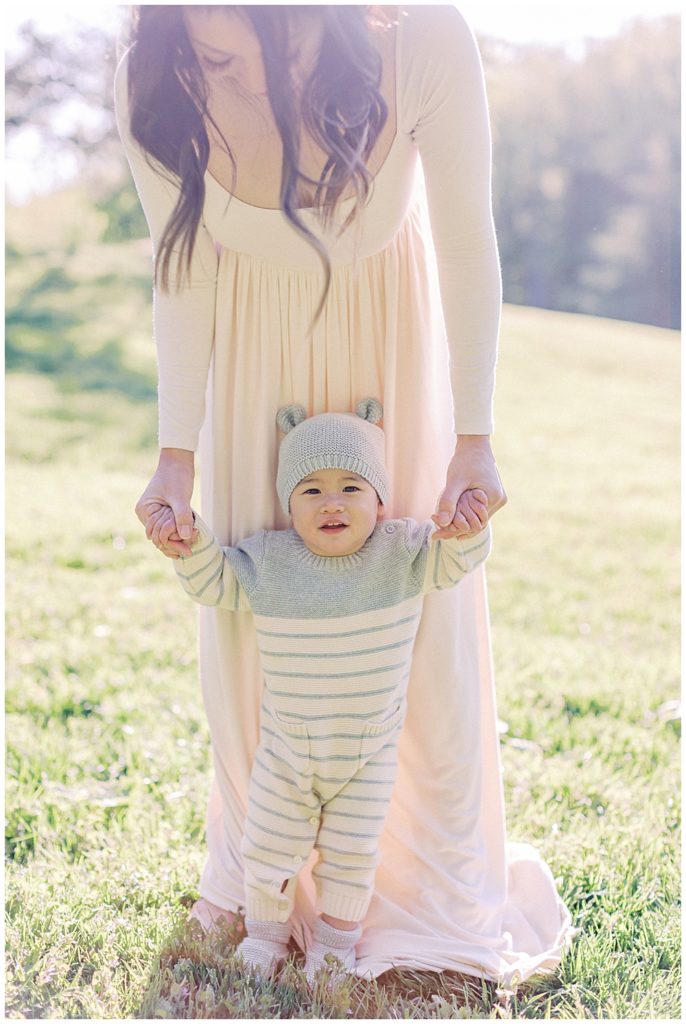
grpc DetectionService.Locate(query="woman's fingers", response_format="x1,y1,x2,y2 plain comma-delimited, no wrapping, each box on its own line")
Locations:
431,511,470,537
136,495,166,528
168,500,195,542
144,504,168,540
158,512,182,547
140,502,194,558
149,508,176,548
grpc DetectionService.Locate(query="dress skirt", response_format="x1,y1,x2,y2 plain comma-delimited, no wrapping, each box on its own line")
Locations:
196,197,572,984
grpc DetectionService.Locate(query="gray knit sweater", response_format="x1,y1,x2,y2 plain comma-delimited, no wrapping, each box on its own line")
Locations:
176,515,491,721
177,516,490,618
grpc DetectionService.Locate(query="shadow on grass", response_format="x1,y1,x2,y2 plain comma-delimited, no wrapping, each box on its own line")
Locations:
6,333,156,402
6,259,156,402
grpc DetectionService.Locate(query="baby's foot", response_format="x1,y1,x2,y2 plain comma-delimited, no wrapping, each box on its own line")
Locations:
236,920,291,980
304,918,362,985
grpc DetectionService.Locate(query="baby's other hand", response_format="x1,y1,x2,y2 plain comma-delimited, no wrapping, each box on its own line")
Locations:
431,488,488,539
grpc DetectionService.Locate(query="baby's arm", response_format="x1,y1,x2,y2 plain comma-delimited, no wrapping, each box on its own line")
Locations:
424,489,491,591
173,513,254,612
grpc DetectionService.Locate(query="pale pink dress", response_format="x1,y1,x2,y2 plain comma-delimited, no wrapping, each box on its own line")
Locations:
115,5,572,984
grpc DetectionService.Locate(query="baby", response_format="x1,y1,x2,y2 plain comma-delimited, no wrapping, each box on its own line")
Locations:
172,400,491,982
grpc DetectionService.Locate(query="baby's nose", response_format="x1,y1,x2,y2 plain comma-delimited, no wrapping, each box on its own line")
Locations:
321,493,345,511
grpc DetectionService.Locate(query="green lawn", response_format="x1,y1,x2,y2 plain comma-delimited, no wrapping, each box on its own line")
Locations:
5,224,680,1018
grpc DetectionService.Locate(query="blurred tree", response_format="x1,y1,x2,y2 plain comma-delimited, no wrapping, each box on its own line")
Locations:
484,16,680,328
572,18,681,328
7,20,123,190
5,15,146,241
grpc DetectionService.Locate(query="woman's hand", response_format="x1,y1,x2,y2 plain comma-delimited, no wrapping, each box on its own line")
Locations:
433,435,507,540
135,448,196,558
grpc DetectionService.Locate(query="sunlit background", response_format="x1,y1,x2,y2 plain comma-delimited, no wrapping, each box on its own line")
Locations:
5,2,681,327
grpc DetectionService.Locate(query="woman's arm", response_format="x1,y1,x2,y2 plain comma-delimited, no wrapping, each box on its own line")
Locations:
114,52,220,553
406,7,506,533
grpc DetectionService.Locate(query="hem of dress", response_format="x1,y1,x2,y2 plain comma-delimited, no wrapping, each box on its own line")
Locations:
198,884,244,916
351,908,576,986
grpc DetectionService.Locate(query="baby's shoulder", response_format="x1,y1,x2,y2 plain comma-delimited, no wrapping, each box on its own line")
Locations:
260,527,308,562
371,517,433,556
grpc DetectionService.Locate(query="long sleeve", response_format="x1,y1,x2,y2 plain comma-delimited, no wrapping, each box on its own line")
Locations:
403,5,502,434
113,52,219,451
422,524,491,593
174,514,261,612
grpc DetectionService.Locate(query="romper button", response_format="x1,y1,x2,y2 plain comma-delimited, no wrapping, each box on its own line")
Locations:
293,855,303,864
309,816,318,825
384,524,396,533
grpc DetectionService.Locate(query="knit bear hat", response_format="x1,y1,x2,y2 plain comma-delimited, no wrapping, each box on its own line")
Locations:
276,399,388,514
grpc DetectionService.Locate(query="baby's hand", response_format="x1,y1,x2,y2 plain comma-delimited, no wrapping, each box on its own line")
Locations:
431,488,488,539
147,505,199,558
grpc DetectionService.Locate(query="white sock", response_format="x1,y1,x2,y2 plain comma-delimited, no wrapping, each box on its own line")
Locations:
305,918,362,984
236,919,291,979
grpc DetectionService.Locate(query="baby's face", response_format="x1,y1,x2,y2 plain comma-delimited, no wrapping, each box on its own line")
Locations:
290,468,381,557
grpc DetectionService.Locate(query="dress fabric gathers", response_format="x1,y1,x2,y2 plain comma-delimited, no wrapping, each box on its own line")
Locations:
115,4,573,984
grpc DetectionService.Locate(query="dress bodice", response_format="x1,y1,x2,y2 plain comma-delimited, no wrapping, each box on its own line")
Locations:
201,10,417,268
203,131,418,268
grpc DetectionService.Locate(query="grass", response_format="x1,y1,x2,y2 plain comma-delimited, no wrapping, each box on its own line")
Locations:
4,200,681,1018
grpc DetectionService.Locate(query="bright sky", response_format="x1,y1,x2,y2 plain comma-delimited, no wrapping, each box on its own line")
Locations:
5,1,682,50
459,0,680,47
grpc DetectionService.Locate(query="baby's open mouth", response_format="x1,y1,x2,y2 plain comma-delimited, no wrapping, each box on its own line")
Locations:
320,521,348,531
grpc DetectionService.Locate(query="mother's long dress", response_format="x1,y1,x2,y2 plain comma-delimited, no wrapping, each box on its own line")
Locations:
116,5,572,983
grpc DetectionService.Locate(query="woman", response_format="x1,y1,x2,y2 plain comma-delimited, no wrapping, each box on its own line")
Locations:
115,4,571,983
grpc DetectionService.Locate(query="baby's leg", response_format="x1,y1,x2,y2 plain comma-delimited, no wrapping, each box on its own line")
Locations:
307,731,399,981
241,718,321,920
312,733,398,922
237,721,321,977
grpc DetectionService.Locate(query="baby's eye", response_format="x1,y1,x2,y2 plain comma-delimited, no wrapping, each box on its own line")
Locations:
343,485,361,492
301,487,321,495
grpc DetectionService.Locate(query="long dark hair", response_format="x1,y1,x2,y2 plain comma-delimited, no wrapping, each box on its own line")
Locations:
127,5,389,315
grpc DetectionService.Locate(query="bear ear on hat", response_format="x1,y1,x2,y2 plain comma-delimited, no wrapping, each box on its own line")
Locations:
356,398,383,425
276,404,307,433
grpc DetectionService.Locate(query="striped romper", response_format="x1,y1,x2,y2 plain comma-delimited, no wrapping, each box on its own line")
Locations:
176,514,491,923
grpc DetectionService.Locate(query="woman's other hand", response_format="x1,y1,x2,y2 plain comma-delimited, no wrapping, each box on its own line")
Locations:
135,448,196,558
433,435,507,540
